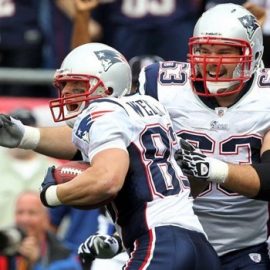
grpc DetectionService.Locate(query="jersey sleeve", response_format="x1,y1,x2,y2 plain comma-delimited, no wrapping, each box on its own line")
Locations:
138,62,161,101
78,100,135,162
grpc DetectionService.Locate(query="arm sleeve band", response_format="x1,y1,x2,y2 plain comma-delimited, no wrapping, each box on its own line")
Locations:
252,150,270,201
19,126,40,149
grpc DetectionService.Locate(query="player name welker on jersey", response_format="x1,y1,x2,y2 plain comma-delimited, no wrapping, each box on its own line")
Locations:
126,99,165,117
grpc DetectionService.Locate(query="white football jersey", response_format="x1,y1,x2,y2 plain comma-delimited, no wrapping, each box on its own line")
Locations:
72,94,205,249
139,61,270,256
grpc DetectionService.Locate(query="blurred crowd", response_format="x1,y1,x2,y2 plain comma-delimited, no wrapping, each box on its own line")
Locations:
0,0,269,97
1,0,269,98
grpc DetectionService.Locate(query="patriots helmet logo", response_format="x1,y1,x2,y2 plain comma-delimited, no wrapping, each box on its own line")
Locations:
94,50,126,72
238,15,259,40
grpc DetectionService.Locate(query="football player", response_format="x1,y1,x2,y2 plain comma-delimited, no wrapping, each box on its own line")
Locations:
0,43,220,269
138,3,270,269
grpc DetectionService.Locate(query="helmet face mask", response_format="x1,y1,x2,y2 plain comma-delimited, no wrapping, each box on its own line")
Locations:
50,74,109,122
188,3,263,97
50,43,132,123
189,37,252,96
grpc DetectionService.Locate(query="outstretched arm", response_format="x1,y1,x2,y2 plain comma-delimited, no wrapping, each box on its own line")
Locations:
175,135,270,200
0,114,77,159
216,130,270,199
36,125,77,159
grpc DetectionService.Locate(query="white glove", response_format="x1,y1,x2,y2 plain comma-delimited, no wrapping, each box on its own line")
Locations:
78,234,123,265
0,114,40,149
175,139,228,184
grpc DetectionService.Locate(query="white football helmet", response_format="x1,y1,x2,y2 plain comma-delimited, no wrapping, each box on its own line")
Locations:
188,3,264,96
50,43,132,123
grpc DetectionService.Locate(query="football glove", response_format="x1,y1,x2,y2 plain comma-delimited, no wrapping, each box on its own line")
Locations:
175,140,228,184
78,234,123,265
0,114,25,148
0,114,40,149
40,166,59,207
179,138,197,152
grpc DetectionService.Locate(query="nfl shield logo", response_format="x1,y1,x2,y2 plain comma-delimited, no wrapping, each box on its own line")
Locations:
249,253,261,263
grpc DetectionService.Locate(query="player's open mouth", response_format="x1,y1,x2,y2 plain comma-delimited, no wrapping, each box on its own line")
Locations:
67,104,79,112
207,71,226,78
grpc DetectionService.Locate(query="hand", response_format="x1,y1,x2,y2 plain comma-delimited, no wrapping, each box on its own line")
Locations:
18,236,40,265
243,2,266,26
179,138,206,155
175,149,211,179
0,114,25,148
179,138,197,152
78,234,123,265
40,166,58,207
175,141,229,184
74,0,99,12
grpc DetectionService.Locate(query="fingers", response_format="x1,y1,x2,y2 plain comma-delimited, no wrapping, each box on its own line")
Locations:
82,235,98,255
92,236,105,254
42,166,56,185
175,149,206,163
78,242,95,265
174,149,182,160
78,235,106,262
182,168,194,177
98,236,110,249
175,149,208,178
180,160,191,169
48,166,56,176
0,114,12,127
78,236,96,261
74,0,99,12
179,138,195,151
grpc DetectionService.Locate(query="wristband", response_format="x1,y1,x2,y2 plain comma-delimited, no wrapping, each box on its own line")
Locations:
18,126,40,149
45,185,62,206
208,157,229,184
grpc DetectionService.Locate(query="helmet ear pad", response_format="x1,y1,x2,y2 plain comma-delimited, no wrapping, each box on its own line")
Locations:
107,87,113,95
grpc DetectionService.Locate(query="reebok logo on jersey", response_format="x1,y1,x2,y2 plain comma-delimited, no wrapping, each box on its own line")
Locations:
249,253,261,263
210,120,228,131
